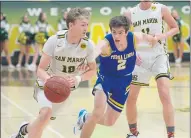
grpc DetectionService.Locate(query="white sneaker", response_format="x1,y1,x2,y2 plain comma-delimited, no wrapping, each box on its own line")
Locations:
28,64,36,72
24,63,29,68
10,122,29,138
175,58,181,64
16,64,21,68
8,64,15,69
73,109,87,135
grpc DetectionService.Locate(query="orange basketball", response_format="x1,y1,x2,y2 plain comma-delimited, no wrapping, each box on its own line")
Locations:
44,76,71,103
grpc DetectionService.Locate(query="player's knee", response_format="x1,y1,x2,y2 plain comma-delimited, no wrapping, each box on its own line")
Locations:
158,84,172,105
92,108,104,122
104,117,117,126
39,107,52,123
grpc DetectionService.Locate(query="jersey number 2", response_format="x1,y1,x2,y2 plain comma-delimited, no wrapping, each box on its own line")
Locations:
117,60,126,70
62,65,75,73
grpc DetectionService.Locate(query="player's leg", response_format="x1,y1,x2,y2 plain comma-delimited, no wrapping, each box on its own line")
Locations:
2,40,14,68
25,45,30,67
80,88,107,138
126,66,151,137
153,55,175,138
16,44,25,68
11,83,53,138
172,41,178,62
28,43,39,71
177,39,184,63
100,78,131,126
126,84,141,137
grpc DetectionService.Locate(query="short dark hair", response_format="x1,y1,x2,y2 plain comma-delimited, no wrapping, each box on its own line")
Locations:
109,16,131,32
66,7,90,28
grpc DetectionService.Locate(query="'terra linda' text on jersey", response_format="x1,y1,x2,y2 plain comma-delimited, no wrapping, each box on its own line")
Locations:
98,32,136,77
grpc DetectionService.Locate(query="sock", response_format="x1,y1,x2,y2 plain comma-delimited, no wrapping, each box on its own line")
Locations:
20,124,28,135
129,123,139,136
167,126,175,138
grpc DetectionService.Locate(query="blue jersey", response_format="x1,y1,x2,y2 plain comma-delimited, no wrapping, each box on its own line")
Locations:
98,32,136,77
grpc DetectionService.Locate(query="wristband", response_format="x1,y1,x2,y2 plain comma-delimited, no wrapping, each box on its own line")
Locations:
75,76,82,83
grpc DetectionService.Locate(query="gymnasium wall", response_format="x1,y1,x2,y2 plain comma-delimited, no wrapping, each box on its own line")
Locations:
1,1,190,65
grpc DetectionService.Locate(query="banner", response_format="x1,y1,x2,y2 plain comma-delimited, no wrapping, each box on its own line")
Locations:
1,1,190,57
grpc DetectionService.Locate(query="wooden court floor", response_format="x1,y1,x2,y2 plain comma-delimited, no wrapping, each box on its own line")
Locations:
1,63,190,138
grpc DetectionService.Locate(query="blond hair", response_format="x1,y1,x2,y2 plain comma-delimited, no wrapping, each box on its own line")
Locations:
66,7,90,28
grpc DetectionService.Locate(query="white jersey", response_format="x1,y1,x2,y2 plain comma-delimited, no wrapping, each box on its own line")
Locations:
34,20,49,33
58,18,67,31
0,19,9,32
19,22,34,33
41,30,95,78
130,2,167,54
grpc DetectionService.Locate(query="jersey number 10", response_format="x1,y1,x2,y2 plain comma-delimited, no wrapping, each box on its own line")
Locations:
62,65,75,73
141,28,150,34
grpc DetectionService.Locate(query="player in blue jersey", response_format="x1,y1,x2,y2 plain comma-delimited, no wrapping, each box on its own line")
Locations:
74,15,160,138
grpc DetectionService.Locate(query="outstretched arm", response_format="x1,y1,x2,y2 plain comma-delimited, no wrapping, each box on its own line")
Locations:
156,5,179,40
94,39,110,58
134,32,158,46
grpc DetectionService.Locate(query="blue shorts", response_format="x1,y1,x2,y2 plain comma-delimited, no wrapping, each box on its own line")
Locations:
92,73,132,112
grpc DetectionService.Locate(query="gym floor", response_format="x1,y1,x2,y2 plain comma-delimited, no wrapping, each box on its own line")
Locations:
1,63,190,138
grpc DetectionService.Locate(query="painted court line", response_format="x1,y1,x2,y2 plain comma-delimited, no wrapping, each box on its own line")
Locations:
2,93,65,138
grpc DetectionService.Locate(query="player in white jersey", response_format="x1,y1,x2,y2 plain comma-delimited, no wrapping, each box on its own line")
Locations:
11,8,97,138
124,1,179,138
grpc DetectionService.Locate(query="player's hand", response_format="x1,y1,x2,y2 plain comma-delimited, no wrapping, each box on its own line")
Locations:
136,54,142,66
77,64,89,72
64,76,82,88
151,35,158,46
44,74,54,84
64,76,76,87
155,33,166,41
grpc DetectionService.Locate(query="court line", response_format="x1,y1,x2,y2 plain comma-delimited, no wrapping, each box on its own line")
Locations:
1,93,65,138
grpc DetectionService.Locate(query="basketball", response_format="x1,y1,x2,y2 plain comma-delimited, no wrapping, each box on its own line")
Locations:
44,76,71,103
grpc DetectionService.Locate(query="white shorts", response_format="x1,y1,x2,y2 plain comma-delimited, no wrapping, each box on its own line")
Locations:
33,80,69,119
132,53,173,86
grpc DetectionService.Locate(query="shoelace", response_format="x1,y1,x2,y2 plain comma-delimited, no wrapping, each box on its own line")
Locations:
126,132,139,138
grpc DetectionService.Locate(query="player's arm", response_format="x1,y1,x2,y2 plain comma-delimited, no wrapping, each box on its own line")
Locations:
79,41,97,82
76,39,108,73
37,53,52,82
79,61,97,82
156,5,179,40
134,32,158,46
94,39,110,58
36,35,56,83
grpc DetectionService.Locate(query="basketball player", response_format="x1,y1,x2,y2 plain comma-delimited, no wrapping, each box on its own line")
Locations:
124,1,179,138
73,15,161,138
11,8,97,138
